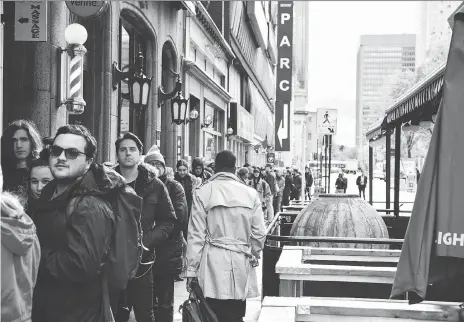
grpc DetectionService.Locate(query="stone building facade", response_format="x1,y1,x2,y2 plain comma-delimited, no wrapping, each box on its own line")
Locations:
1,1,276,168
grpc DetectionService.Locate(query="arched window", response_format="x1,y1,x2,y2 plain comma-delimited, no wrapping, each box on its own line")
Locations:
118,18,147,144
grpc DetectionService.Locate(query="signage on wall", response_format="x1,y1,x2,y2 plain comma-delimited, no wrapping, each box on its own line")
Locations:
14,1,48,42
266,153,276,164
275,1,293,102
317,108,338,135
66,1,108,19
275,101,291,151
275,1,293,152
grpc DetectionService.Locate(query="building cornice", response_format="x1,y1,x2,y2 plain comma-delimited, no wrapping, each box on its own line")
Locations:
184,59,232,103
195,3,236,61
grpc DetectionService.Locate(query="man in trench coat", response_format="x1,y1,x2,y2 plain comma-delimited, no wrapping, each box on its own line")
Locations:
185,150,266,322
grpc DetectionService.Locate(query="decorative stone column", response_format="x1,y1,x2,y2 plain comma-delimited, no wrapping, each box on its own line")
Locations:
31,2,68,136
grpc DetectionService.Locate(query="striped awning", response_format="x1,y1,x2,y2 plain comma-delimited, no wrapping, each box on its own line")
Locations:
385,63,446,124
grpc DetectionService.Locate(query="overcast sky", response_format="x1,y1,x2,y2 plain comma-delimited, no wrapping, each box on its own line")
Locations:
307,1,420,147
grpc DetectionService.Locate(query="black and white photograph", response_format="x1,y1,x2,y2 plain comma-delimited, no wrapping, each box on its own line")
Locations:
1,1,464,322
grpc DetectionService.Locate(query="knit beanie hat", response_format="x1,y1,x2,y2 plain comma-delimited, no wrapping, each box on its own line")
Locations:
144,145,165,166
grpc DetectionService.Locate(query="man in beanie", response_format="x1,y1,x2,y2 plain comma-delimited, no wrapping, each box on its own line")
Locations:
144,145,188,322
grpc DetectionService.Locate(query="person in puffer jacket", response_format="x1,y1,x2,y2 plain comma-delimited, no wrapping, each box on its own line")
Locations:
1,191,41,322
144,146,188,322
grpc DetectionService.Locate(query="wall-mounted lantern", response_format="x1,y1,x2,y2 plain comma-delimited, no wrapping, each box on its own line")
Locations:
201,114,213,129
188,106,199,122
226,120,234,138
157,66,191,125
59,23,88,115
113,50,153,117
171,89,189,125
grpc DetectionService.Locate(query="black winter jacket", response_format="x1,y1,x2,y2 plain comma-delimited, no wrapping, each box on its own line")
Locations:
153,174,188,276
115,163,176,250
31,164,118,322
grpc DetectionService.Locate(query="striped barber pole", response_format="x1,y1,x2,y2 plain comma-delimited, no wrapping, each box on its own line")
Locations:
69,55,82,98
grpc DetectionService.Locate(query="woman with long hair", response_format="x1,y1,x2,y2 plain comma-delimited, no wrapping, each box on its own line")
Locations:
1,120,43,200
174,160,199,220
26,151,53,214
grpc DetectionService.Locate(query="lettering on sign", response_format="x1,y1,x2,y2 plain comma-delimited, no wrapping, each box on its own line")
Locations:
274,2,293,152
31,5,41,38
276,2,293,102
66,1,108,18
15,2,48,42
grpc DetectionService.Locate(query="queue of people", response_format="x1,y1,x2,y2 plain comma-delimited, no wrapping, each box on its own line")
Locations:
0,118,287,322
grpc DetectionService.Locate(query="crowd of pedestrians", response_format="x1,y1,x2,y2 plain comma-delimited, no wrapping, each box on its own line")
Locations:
0,118,314,322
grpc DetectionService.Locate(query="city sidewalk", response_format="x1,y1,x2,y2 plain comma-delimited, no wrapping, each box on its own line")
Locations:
173,258,264,322
128,258,263,322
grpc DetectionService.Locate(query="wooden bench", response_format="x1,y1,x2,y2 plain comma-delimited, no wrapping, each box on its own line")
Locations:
276,246,401,298
258,297,462,322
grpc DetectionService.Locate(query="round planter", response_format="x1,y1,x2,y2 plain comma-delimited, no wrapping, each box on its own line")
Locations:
289,194,389,249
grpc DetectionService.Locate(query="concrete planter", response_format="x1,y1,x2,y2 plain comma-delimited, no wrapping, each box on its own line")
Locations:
289,194,389,249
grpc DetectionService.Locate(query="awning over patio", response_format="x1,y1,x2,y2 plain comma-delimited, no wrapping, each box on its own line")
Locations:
385,63,446,124
365,116,386,141
365,62,446,143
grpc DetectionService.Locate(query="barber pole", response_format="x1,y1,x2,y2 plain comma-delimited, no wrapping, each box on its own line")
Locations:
65,44,87,114
69,55,82,98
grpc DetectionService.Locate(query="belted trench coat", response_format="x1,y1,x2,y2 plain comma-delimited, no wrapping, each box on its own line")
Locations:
185,172,266,300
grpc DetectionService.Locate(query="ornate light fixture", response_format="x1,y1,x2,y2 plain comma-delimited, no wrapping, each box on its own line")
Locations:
170,90,189,125
226,120,234,138
201,114,213,129
188,106,199,122
156,61,191,125
113,49,153,117
60,23,88,115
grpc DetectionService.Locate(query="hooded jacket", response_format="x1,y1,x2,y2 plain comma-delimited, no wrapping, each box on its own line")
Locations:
2,212,41,322
31,164,119,322
191,157,212,182
115,163,176,250
143,146,187,275
156,172,188,275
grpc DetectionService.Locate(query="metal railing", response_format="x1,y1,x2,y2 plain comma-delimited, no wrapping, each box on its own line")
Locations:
262,211,405,298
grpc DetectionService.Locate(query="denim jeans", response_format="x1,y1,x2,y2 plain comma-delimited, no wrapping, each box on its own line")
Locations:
153,274,175,322
115,270,155,322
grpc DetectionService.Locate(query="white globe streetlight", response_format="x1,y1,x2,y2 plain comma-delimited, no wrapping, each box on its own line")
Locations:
65,23,88,45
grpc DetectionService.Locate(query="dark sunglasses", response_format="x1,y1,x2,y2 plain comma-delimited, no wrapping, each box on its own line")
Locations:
50,145,86,160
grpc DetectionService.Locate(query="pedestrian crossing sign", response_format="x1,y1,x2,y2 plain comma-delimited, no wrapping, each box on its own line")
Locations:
317,108,338,135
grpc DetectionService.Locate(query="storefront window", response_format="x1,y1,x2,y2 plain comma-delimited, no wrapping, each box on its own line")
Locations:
118,19,147,143
203,100,224,162
204,131,217,163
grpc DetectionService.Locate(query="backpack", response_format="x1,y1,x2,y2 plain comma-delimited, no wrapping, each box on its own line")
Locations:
67,185,144,291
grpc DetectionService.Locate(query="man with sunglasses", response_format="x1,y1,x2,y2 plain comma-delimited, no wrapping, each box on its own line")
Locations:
31,125,124,322
113,133,176,322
